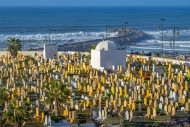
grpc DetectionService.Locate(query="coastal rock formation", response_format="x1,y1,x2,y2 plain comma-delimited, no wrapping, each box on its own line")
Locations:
57,28,153,51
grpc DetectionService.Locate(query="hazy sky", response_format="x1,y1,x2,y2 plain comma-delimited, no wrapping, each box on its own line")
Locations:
0,0,190,7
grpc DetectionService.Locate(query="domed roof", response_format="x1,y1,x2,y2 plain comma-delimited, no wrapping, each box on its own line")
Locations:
95,40,118,50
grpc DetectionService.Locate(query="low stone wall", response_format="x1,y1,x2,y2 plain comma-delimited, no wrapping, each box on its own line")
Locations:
136,55,190,65
0,51,89,57
0,51,43,57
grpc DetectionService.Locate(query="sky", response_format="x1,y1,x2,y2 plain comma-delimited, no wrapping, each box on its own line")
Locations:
0,0,190,7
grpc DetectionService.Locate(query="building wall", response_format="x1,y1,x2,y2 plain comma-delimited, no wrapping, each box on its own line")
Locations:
91,49,126,71
135,55,190,65
100,50,126,70
43,44,58,59
0,51,43,57
91,50,101,69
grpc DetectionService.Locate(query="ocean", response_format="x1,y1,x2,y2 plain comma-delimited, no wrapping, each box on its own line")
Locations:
0,6,190,52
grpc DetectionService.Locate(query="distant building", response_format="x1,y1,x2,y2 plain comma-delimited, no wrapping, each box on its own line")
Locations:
43,44,58,59
91,40,126,71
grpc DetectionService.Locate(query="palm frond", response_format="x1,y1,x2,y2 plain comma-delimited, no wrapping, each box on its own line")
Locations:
7,37,22,57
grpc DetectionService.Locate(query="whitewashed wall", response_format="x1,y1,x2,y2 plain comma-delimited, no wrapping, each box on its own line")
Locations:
91,49,126,71
100,50,126,70
91,50,101,70
43,44,58,59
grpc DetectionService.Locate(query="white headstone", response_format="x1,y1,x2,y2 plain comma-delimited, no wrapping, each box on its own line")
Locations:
169,90,173,99
93,110,98,119
153,64,155,72
75,104,79,110
55,75,58,80
175,69,179,74
125,110,129,120
181,107,185,111
173,91,178,101
36,100,39,106
159,103,163,110
102,110,104,119
156,73,159,79
98,110,102,119
183,90,187,96
44,115,48,125
121,81,124,87
160,96,164,104
49,116,51,126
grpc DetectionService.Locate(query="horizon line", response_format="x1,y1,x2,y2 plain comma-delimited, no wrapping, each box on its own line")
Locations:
0,5,190,7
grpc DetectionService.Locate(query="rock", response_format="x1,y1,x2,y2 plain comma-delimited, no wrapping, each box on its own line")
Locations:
29,28,153,52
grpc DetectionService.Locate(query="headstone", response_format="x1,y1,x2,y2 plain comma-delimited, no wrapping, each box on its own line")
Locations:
93,110,98,119
153,108,156,117
146,107,151,119
185,103,189,111
159,103,163,111
171,106,176,116
125,110,129,120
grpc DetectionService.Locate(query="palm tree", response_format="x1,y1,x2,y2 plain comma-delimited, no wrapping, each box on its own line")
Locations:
7,38,22,58
119,118,125,127
0,88,8,106
45,81,70,116
2,99,31,127
90,44,97,50
0,88,9,126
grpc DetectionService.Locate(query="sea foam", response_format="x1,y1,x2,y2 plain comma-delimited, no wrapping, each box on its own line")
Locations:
0,31,118,42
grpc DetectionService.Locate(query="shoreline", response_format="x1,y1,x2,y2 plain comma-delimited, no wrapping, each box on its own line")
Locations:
27,28,153,52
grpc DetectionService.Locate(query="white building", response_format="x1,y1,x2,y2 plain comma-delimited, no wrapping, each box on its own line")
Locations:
43,44,58,59
91,40,126,71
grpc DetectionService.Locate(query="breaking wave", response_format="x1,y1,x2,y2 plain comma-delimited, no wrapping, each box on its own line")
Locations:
0,31,118,42
133,29,190,53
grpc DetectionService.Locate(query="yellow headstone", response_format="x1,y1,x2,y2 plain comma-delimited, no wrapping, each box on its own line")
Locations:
36,107,39,117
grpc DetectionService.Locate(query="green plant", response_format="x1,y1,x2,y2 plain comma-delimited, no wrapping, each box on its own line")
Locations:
78,114,89,119
2,100,31,127
7,38,22,58
120,118,125,127
135,100,143,104
0,88,8,105
45,81,70,116
156,107,160,114
51,116,65,123
90,44,97,50
2,77,8,84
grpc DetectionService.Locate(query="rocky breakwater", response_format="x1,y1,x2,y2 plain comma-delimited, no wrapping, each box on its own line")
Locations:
111,28,153,49
30,28,153,51
57,28,153,51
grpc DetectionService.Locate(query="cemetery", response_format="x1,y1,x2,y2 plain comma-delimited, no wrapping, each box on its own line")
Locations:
0,44,190,126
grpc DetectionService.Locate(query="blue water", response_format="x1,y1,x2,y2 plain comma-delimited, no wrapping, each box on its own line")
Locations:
0,6,190,51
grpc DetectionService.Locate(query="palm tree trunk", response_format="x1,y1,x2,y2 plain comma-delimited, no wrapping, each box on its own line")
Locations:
57,103,62,116
54,101,58,116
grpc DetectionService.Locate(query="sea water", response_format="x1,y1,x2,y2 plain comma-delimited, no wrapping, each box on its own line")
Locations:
0,6,190,52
